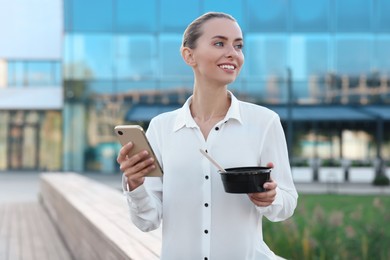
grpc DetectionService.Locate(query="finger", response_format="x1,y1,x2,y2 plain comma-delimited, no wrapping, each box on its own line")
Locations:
117,142,133,163
266,162,274,168
127,156,155,175
264,179,277,190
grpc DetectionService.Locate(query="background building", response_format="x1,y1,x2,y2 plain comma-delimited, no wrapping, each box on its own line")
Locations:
0,0,63,171
1,0,389,173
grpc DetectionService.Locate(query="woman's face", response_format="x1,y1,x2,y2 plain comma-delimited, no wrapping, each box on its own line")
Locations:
190,18,244,86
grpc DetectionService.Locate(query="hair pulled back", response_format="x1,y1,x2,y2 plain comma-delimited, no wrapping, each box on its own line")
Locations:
181,12,236,50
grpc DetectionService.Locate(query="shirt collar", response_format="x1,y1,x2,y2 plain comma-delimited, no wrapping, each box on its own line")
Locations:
173,91,242,132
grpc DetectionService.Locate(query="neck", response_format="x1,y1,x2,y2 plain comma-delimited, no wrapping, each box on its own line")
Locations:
190,86,230,122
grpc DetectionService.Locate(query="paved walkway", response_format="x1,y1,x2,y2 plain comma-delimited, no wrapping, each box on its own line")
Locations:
1,171,389,260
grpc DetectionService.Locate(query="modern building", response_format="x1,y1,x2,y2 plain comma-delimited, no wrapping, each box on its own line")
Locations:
1,0,389,173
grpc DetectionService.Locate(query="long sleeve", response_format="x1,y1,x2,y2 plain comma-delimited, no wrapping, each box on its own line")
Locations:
256,115,298,221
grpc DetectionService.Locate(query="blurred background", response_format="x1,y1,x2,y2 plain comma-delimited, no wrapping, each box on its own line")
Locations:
0,0,389,180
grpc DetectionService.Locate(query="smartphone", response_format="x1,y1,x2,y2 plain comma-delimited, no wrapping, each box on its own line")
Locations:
114,125,163,177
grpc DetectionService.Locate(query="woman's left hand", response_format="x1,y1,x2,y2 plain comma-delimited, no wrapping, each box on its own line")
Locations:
247,179,277,207
247,162,277,207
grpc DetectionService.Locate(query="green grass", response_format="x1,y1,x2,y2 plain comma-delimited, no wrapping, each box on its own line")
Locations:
263,194,390,260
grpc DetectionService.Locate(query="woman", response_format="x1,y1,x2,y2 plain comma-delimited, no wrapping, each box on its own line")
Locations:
117,12,298,260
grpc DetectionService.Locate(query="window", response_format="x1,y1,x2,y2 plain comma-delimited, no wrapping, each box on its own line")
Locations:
64,34,114,80
246,0,288,32
202,1,244,26
291,0,329,32
159,34,192,78
115,0,157,32
336,36,372,75
374,36,390,76
160,0,200,32
336,0,371,32
377,0,390,32
70,0,113,32
116,35,156,80
245,35,288,79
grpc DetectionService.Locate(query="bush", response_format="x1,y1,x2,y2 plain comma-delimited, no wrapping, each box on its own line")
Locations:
264,195,390,260
372,175,390,186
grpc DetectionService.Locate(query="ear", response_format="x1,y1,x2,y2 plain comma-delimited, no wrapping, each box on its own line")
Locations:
181,47,196,66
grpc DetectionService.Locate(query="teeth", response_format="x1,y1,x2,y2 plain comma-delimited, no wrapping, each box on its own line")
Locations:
219,64,235,70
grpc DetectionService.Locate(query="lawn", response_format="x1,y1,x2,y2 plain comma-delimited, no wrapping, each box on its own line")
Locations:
263,194,390,260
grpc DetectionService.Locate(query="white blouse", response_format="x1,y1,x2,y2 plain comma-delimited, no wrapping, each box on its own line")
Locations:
124,92,298,260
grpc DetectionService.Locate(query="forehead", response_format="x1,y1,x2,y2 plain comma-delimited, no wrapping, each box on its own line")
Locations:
200,18,243,40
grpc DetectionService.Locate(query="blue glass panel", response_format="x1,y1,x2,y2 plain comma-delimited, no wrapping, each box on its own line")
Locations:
115,0,157,32
336,0,371,32
378,0,390,32
86,80,114,94
336,36,372,75
7,61,25,86
247,0,288,32
65,34,114,80
375,36,390,75
305,36,330,76
291,0,329,32
64,0,72,31
26,62,52,86
116,80,158,93
159,34,193,78
71,0,113,32
202,1,244,26
245,35,288,79
53,62,62,85
160,0,200,32
116,35,156,80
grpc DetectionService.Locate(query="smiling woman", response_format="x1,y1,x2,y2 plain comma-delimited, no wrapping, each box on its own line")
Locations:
118,12,298,260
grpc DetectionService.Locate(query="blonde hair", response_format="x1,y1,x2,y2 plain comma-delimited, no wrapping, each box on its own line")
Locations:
181,12,236,50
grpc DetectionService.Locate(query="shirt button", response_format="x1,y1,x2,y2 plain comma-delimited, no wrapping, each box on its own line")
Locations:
205,175,209,180
204,203,209,207
215,126,219,131
204,230,208,234
205,258,208,260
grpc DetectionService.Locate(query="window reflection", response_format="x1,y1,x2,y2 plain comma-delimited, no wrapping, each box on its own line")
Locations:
159,34,192,78
65,34,114,80
203,1,244,24
247,0,288,32
160,0,199,32
336,36,372,75
246,35,288,78
7,61,61,87
70,0,113,32
115,0,157,32
116,35,156,80
378,0,390,32
291,0,329,32
336,0,371,32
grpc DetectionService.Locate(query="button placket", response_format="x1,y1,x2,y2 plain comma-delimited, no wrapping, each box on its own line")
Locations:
201,147,211,260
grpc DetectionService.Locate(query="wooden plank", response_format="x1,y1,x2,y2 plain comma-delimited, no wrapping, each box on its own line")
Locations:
0,204,10,260
40,173,163,260
30,203,72,260
18,203,34,260
8,204,21,260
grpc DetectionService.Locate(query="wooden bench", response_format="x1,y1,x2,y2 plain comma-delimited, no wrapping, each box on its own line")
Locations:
39,173,162,260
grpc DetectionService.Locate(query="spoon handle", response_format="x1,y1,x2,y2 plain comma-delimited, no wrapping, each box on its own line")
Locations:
199,149,226,172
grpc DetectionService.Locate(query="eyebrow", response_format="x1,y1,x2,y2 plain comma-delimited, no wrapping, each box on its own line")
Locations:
211,35,243,42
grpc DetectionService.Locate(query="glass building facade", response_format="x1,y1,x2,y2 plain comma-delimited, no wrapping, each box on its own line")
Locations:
1,0,389,172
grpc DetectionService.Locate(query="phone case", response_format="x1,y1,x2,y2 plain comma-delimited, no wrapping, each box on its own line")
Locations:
114,125,163,177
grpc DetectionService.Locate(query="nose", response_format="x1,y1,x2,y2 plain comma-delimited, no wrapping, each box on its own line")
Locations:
224,45,238,59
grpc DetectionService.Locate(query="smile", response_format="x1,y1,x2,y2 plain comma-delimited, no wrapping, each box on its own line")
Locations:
218,64,236,70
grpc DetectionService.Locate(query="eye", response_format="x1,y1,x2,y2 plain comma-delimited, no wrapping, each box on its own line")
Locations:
214,42,224,47
235,43,244,50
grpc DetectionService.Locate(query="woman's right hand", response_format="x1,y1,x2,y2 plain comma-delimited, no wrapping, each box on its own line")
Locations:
117,142,156,191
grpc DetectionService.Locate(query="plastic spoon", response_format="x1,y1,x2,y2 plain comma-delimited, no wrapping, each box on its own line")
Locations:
199,149,226,173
